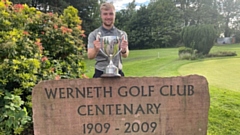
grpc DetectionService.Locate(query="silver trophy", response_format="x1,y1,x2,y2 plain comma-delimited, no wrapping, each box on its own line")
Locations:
97,32,124,77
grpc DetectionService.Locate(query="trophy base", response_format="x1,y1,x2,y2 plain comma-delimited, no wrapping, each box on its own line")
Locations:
101,73,121,78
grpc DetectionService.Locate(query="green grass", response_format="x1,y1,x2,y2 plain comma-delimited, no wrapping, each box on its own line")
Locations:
84,44,240,135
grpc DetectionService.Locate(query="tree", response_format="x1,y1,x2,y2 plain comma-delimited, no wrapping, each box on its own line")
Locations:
115,0,140,49
181,24,217,55
173,0,219,26
217,0,240,37
11,0,69,13
66,0,103,44
127,5,152,49
10,0,32,5
115,0,136,30
148,0,183,48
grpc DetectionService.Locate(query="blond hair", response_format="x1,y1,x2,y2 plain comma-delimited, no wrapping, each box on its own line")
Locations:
100,3,115,12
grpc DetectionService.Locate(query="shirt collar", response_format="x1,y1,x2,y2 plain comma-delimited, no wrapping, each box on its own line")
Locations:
100,25,115,33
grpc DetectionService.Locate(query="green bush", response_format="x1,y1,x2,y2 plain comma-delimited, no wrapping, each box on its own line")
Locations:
178,46,193,54
207,51,237,57
181,24,218,55
0,0,86,134
0,92,31,135
178,46,199,60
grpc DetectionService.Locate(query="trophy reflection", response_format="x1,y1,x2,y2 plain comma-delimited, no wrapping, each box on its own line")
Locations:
99,35,123,77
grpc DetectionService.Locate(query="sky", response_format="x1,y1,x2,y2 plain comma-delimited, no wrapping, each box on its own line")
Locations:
106,0,150,11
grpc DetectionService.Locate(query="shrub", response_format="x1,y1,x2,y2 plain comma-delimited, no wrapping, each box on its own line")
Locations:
207,51,237,57
181,24,218,55
178,46,193,54
0,0,86,134
178,47,198,60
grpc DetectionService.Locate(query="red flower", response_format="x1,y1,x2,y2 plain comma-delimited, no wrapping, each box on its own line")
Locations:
14,4,24,12
60,26,68,34
81,33,86,37
35,39,44,53
77,25,82,30
41,56,48,62
53,25,58,29
60,26,72,34
55,75,61,80
48,12,53,16
23,31,29,35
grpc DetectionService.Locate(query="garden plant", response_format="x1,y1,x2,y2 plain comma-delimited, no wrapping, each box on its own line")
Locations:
0,0,86,134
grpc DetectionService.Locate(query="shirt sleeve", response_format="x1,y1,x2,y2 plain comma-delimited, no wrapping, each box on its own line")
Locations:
121,31,128,41
87,32,96,49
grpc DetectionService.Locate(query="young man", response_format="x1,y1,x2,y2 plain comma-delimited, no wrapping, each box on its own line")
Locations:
87,2,129,78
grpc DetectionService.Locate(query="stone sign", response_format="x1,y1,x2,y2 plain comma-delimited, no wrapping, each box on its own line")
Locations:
32,75,210,135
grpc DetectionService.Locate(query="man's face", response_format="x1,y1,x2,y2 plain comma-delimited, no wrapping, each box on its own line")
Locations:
101,9,115,27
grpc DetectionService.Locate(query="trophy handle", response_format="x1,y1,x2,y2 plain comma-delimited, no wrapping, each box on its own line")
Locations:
114,32,125,56
97,32,108,57
114,48,122,56
100,49,108,57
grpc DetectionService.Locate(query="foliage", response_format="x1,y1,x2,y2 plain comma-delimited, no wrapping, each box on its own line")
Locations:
207,51,237,57
174,0,220,26
178,46,193,54
116,0,143,49
10,0,101,45
0,0,86,134
217,0,240,37
0,92,31,135
233,30,240,43
116,0,182,49
178,46,237,60
26,6,86,79
67,0,102,44
148,0,183,48
181,24,218,55
178,46,198,60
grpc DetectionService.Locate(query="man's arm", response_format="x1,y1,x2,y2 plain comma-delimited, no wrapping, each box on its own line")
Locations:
87,32,101,59
88,48,99,59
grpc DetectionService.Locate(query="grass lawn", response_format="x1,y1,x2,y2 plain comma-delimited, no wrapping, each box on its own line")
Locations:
84,44,240,135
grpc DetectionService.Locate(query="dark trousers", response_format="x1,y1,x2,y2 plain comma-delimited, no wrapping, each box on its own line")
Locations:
93,69,125,78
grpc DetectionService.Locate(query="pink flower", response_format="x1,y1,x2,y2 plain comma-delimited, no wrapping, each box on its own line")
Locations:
41,56,48,62
55,75,61,80
81,33,86,37
48,12,53,16
60,26,72,34
35,39,44,53
14,4,24,12
53,25,58,29
23,31,29,35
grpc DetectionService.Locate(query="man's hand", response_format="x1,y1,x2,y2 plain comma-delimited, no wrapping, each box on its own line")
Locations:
120,36,129,57
87,35,101,59
93,37,101,52
121,36,128,51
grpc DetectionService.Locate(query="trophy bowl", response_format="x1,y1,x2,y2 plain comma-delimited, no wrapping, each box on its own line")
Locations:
99,36,122,77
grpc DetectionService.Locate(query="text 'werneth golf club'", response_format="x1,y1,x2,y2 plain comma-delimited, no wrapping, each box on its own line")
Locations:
44,85,195,99
43,85,195,116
